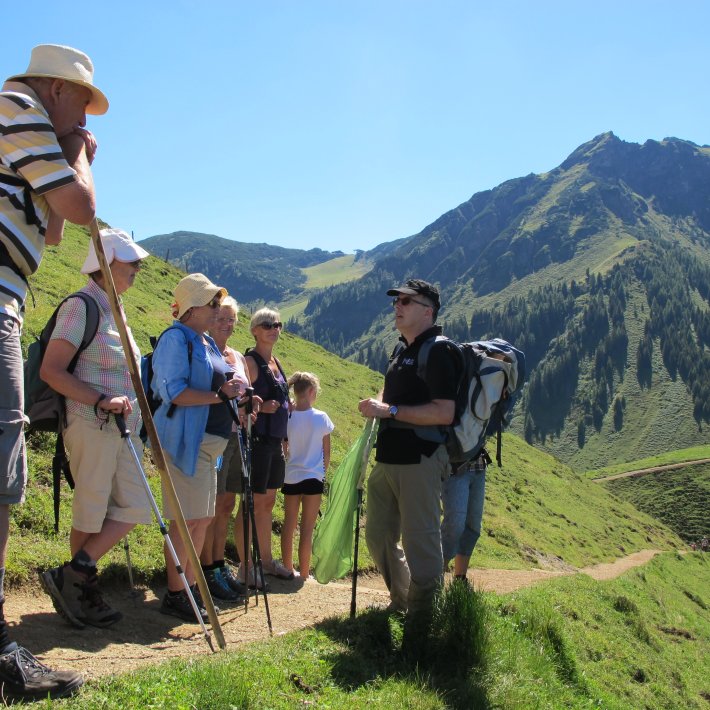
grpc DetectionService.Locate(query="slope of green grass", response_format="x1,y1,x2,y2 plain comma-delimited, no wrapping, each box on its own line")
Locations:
586,445,710,479
602,465,710,543
279,254,373,322
54,552,710,709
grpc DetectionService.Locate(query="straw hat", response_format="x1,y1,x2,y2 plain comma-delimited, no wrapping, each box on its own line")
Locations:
173,274,227,319
81,228,150,274
7,44,108,115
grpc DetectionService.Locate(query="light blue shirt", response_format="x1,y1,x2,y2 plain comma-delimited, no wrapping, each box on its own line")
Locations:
151,321,221,476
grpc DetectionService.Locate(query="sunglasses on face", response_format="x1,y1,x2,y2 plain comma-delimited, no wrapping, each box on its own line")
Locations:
392,296,430,308
259,321,283,330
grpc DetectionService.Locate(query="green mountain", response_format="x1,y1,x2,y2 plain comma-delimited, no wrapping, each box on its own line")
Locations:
290,133,710,469
138,231,347,309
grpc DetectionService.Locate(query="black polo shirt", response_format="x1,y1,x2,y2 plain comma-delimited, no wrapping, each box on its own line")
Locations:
375,325,459,465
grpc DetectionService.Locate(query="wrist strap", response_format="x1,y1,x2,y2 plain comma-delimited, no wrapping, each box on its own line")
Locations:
93,393,107,417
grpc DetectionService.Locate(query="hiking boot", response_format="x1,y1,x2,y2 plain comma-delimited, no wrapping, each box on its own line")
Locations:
160,589,208,624
192,584,220,615
0,644,83,702
38,565,87,629
220,564,248,595
79,575,122,627
204,568,244,603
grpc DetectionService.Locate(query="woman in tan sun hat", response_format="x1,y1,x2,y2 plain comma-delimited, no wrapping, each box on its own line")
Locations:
151,274,244,622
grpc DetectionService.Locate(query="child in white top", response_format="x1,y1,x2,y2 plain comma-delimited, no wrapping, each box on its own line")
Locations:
280,372,334,579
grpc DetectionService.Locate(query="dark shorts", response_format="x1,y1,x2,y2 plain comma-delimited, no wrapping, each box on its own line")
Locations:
249,436,285,494
218,432,245,495
281,478,324,496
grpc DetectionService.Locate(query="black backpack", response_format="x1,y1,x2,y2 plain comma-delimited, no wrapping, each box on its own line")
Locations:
23,292,101,532
138,326,192,443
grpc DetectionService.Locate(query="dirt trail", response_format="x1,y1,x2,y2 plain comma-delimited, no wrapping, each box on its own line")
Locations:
592,458,710,482
5,549,664,682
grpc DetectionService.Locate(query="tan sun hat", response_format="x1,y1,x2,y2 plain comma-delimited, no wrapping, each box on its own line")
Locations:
81,228,150,274
173,273,227,319
7,44,108,115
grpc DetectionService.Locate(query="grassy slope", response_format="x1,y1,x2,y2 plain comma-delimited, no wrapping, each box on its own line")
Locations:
279,254,373,322
58,552,710,709
586,444,710,479
602,464,710,543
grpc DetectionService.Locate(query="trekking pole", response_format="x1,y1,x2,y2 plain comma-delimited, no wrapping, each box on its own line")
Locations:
351,418,376,619
114,414,216,652
88,219,225,650
123,536,137,597
225,388,273,634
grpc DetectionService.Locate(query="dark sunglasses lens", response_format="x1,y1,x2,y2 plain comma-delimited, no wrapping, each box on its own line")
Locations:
393,296,411,306
262,321,283,330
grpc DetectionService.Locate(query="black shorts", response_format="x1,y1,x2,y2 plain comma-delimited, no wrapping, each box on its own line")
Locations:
249,436,285,494
281,478,324,496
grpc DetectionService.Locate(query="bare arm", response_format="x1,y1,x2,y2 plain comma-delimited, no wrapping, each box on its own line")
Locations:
358,397,455,426
40,339,132,414
323,433,331,473
43,131,96,226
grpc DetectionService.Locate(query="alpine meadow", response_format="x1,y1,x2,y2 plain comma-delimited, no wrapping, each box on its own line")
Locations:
16,133,710,708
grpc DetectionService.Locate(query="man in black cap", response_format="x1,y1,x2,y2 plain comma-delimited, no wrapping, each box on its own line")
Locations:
358,279,458,616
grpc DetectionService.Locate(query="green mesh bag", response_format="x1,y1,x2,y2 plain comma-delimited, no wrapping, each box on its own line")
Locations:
312,418,375,584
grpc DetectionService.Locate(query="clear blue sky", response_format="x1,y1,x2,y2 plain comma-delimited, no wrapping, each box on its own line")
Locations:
4,1,709,253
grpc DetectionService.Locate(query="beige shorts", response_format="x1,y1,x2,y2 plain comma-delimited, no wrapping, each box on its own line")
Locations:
162,433,228,520
64,413,152,534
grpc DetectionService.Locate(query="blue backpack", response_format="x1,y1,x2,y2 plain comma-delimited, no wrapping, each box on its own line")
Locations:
415,337,526,468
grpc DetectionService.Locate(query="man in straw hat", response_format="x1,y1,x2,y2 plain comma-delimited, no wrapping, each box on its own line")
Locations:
0,44,108,702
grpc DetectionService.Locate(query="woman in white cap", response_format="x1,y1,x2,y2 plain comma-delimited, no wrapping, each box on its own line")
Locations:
151,273,242,622
38,228,151,630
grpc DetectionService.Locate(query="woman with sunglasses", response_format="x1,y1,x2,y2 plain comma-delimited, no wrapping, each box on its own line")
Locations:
151,273,243,621
236,308,293,584
39,229,151,630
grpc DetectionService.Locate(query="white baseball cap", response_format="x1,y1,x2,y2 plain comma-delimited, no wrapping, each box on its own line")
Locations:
81,228,149,274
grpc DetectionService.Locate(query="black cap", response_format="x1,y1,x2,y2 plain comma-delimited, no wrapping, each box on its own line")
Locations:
387,279,441,314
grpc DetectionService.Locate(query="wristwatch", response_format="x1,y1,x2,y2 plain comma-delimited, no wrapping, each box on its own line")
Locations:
388,405,399,419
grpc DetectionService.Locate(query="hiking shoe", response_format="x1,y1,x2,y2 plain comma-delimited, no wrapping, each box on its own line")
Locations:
79,575,123,627
264,559,295,580
220,564,247,595
204,568,244,603
237,565,270,591
39,565,87,629
160,590,209,623
0,644,83,702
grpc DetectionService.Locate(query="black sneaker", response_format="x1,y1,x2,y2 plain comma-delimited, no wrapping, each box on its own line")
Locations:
80,575,123,627
204,568,244,602
160,590,209,623
0,644,83,702
220,564,247,596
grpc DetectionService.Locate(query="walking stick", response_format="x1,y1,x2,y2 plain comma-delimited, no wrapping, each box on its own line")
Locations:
115,414,216,651
88,219,225,650
350,418,376,619
224,388,273,633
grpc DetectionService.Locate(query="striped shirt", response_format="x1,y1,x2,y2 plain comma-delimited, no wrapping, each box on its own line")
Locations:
0,81,76,322
50,279,142,433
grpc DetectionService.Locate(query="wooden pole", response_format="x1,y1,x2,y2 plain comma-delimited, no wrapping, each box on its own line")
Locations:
88,220,226,650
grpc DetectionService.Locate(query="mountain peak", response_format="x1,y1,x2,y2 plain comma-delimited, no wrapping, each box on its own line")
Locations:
560,131,623,170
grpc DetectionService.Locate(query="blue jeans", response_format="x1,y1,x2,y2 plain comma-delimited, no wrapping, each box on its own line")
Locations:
441,466,486,561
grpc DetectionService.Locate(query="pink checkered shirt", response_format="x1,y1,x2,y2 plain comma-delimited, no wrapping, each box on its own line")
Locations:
50,279,142,432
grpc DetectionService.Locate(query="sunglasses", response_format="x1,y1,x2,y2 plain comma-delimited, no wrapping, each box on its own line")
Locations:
392,296,431,308
258,321,283,330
